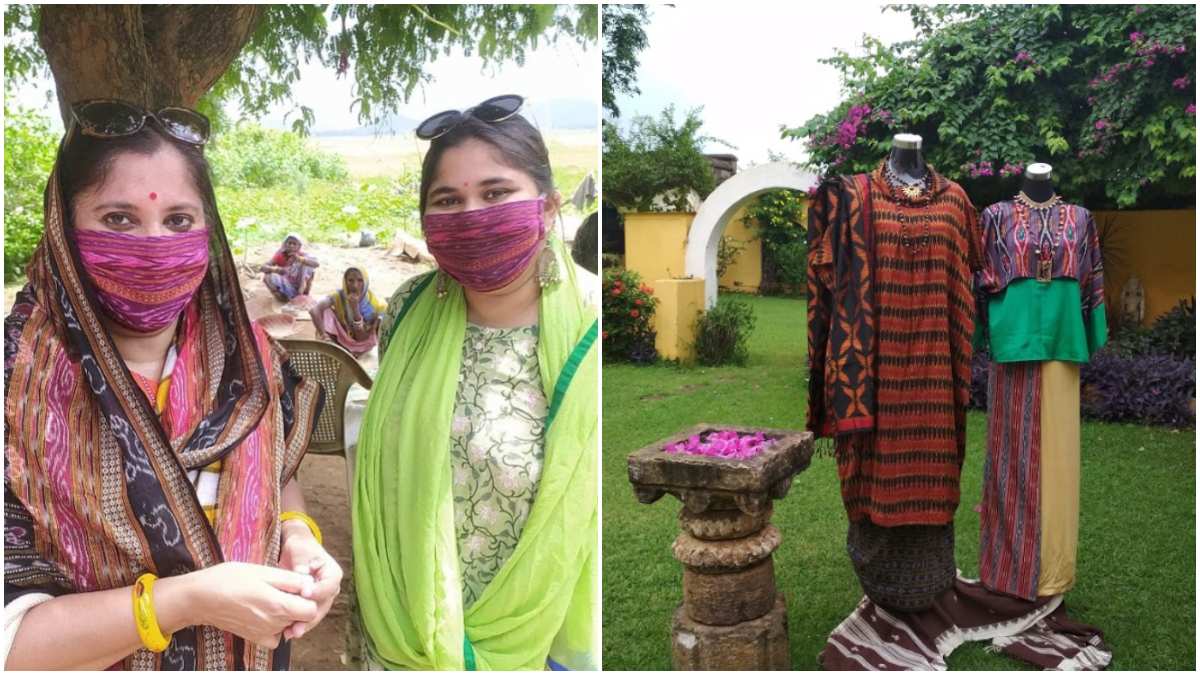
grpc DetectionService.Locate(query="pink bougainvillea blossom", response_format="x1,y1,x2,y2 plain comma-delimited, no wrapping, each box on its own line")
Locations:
1173,76,1191,90
999,162,1026,177
1129,31,1144,42
962,160,995,179
663,430,775,459
1187,104,1196,116
1094,119,1109,130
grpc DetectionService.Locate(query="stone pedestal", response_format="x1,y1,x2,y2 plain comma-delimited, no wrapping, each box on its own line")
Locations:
628,424,814,670
672,595,791,670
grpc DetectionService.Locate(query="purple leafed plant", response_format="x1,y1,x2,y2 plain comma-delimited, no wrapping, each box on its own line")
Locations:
970,349,1195,428
663,430,775,459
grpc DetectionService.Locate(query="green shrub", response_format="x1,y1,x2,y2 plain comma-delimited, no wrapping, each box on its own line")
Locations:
603,268,659,363
743,189,808,296
1106,298,1195,359
694,297,757,366
602,107,720,212
1147,298,1195,358
218,172,422,256
4,105,58,281
716,235,747,279
208,124,348,190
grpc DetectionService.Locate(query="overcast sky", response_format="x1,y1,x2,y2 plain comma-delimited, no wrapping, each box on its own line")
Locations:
612,3,919,166
8,27,598,133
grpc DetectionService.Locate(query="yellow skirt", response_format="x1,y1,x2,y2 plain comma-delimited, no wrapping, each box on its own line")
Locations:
1037,360,1080,596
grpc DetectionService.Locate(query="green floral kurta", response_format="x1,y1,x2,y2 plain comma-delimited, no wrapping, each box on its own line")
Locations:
380,276,546,608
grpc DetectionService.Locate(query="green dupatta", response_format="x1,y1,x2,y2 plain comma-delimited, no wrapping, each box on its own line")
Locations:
353,237,599,670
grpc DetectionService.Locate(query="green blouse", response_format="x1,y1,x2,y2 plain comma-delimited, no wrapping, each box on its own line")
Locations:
976,278,1108,363
450,323,545,607
380,276,546,608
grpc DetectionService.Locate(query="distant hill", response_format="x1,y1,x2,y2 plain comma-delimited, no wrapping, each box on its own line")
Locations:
308,97,596,137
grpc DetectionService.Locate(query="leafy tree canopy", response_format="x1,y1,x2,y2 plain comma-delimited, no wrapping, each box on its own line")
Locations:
784,4,1195,209
602,4,649,118
603,105,723,212
4,4,596,134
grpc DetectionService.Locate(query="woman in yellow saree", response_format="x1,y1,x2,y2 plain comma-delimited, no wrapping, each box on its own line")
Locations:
352,95,599,670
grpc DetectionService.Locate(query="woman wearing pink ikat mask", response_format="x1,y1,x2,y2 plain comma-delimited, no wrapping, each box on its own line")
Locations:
353,95,600,670
3,100,340,670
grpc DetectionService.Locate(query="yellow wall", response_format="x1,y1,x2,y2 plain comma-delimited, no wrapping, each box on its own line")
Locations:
623,212,694,285
653,278,706,362
1093,209,1195,326
717,205,762,293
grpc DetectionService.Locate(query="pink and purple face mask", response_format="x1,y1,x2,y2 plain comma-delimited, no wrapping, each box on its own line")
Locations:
74,228,210,333
422,197,546,293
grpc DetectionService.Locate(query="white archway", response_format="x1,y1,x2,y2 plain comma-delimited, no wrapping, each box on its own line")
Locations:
684,162,816,308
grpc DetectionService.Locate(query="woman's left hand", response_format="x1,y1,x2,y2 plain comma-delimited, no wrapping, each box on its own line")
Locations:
277,521,343,640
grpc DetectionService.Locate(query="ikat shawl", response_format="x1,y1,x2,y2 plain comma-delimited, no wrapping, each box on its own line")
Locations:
4,141,323,670
806,173,878,438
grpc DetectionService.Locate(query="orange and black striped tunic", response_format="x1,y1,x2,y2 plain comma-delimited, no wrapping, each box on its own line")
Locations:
816,164,982,527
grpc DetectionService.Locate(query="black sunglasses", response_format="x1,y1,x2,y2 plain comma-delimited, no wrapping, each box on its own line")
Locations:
415,94,524,141
71,99,211,146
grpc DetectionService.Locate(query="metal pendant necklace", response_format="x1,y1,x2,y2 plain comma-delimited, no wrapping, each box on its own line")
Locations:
1016,191,1065,283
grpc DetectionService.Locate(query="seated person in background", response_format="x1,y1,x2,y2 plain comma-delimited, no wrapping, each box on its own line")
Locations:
263,233,319,301
310,266,384,356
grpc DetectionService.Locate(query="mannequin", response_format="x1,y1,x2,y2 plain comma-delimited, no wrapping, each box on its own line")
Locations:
1020,162,1056,203
810,142,1111,669
886,133,928,185
968,160,1112,668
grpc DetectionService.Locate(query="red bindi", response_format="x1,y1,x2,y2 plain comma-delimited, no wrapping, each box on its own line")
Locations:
149,192,157,200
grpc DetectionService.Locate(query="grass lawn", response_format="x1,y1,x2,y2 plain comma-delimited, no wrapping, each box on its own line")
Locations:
602,294,1196,670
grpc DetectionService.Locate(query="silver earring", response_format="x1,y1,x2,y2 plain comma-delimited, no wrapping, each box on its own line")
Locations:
536,242,560,288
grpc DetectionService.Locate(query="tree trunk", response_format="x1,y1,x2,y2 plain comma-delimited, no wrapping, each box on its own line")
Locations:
39,5,263,126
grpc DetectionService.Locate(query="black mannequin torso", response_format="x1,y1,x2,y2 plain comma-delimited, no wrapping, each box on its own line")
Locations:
1019,173,1056,203
887,145,927,185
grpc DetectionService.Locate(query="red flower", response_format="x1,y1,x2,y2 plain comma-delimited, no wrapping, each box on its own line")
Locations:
642,285,654,295
634,298,644,306
602,331,608,339
629,309,640,318
610,287,621,296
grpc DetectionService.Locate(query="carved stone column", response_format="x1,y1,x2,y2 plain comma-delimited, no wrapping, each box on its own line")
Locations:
628,424,814,670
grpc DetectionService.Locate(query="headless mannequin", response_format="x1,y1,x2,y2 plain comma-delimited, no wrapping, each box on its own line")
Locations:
1020,163,1056,203
887,133,928,185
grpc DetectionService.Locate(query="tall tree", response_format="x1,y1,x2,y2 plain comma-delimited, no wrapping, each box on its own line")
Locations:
5,4,597,132
601,4,648,118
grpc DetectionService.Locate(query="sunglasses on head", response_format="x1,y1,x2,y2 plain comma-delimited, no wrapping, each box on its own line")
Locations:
70,99,211,146
415,94,524,141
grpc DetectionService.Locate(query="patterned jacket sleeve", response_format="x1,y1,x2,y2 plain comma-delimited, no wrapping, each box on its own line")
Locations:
971,205,997,353
806,180,837,437
1078,209,1108,355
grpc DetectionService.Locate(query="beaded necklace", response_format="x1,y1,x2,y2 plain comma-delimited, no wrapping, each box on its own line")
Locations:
883,162,934,255
1015,191,1065,283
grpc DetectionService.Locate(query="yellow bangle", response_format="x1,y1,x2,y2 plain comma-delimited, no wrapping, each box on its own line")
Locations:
131,573,171,653
280,510,323,546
